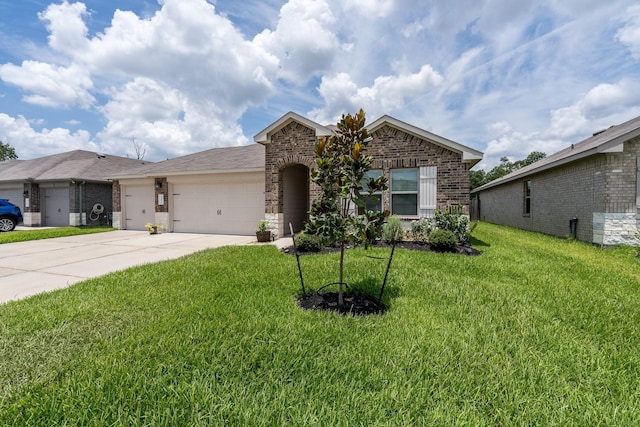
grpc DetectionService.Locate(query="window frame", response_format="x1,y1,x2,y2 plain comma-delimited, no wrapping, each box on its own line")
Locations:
523,180,531,216
358,169,383,214
391,168,419,216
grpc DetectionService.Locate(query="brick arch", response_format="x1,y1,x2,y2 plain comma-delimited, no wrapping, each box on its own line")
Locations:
275,155,315,171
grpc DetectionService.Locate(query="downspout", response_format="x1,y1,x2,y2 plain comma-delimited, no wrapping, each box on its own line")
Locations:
79,181,86,226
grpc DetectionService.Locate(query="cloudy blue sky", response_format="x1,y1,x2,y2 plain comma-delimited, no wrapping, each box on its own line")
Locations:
1,0,639,169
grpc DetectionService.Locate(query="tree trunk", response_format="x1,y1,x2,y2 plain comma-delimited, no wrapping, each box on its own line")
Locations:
338,241,345,306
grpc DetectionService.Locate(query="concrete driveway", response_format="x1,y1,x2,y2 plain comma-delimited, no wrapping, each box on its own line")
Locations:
0,230,259,304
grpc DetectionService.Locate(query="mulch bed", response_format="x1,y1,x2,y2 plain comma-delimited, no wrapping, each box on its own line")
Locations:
290,241,481,316
282,241,482,256
298,291,386,316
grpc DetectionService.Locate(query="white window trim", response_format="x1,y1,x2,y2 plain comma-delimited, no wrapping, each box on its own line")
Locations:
391,168,419,216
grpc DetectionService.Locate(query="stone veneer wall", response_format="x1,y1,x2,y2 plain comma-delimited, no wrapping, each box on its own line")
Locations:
593,213,638,246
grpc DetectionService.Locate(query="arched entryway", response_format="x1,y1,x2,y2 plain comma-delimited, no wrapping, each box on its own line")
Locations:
282,164,309,235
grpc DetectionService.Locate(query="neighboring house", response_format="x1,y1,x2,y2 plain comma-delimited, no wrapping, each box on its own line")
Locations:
0,150,149,227
111,144,265,233
472,115,640,246
110,112,482,236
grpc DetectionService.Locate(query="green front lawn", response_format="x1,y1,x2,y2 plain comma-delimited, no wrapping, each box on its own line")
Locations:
0,223,638,425
0,226,115,244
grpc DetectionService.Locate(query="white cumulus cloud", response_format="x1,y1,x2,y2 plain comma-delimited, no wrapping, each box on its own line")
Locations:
0,60,94,108
616,5,640,59
254,0,340,84
310,65,443,124
0,113,98,158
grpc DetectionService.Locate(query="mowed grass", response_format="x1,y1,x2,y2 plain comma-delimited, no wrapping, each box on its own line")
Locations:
0,226,114,244
0,222,638,425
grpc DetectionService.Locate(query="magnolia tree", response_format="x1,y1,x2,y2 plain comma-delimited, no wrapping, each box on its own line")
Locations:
305,109,389,306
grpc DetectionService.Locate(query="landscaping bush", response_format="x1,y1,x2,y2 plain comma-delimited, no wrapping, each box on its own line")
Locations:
429,229,458,252
434,209,470,244
294,232,323,252
382,215,405,243
410,218,434,244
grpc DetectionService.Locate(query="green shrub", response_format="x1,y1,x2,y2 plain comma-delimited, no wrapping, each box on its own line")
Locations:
429,229,458,252
410,218,434,243
294,232,323,252
434,209,470,244
382,215,405,243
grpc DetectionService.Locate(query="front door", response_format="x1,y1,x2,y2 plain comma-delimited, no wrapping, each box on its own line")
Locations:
282,164,309,235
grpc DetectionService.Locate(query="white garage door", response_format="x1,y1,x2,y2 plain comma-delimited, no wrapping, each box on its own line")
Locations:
124,186,155,230
43,187,70,227
172,180,264,235
0,187,23,209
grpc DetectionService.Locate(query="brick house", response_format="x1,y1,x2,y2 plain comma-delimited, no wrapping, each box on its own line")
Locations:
111,111,482,236
255,112,483,236
472,115,640,246
0,150,148,227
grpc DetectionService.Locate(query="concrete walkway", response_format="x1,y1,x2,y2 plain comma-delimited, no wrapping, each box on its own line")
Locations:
0,230,291,304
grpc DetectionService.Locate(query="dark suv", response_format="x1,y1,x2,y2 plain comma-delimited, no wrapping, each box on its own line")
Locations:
0,199,23,231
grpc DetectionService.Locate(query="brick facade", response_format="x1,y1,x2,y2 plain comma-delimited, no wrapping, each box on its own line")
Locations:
368,125,470,211
23,182,41,226
477,136,639,245
477,155,606,241
112,180,121,211
262,118,473,235
264,121,318,214
154,177,169,213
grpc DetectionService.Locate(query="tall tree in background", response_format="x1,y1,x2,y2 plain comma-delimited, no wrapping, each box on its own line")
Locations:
0,141,18,161
471,151,546,190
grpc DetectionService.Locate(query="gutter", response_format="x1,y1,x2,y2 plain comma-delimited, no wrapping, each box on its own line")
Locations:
109,167,265,180
472,125,640,193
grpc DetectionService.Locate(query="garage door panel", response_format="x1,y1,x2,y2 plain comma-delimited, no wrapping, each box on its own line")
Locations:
0,188,24,209
44,188,69,227
124,186,155,230
172,181,263,235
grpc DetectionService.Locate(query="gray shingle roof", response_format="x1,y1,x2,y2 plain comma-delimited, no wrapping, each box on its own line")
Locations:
111,144,265,178
473,114,640,192
0,150,150,183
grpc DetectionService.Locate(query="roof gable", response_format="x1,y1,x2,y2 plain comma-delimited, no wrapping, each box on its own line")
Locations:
253,111,333,144
367,115,483,166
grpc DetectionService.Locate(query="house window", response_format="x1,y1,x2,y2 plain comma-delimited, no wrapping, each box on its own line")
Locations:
359,169,383,213
392,168,419,216
524,180,531,215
